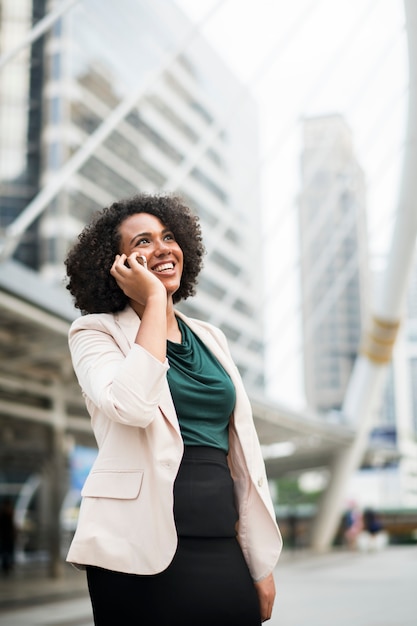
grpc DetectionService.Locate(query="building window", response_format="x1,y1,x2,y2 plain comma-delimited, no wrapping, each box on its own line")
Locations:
198,275,226,300
211,250,240,276
71,101,101,134
50,52,61,81
225,228,241,245
248,339,264,354
68,190,101,222
125,111,183,164
49,96,61,124
52,18,62,37
146,95,198,143
47,142,61,170
233,298,254,318
191,167,228,204
220,323,241,342
80,156,139,198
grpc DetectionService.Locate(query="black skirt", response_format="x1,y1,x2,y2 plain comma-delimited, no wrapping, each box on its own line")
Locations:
86,446,261,626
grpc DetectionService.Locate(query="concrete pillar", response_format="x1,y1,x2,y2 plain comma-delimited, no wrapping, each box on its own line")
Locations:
47,382,68,578
310,0,417,551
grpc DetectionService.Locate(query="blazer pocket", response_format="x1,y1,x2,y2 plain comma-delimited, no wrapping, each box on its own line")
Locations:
81,469,144,500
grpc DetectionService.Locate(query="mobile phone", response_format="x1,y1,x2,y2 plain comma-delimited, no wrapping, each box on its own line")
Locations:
123,255,147,268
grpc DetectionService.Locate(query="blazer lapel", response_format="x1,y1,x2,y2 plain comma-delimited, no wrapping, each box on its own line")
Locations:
113,307,252,443
114,306,233,376
114,305,141,349
114,306,180,433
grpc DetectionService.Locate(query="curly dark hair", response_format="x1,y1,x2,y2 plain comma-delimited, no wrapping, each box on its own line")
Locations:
65,194,205,314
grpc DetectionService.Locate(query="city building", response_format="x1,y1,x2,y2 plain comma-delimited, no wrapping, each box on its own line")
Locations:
0,0,46,267
298,114,370,414
0,0,265,391
1,2,411,565
0,0,267,566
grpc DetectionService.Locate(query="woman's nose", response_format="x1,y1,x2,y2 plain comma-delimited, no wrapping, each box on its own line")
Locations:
154,238,169,254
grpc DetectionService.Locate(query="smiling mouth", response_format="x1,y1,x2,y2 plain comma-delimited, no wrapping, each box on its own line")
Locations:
153,262,174,273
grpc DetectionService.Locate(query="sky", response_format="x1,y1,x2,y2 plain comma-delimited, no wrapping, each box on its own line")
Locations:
176,0,408,408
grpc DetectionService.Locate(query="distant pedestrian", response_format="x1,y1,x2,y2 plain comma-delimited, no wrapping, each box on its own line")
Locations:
0,498,16,575
363,508,383,535
343,503,363,550
357,508,389,552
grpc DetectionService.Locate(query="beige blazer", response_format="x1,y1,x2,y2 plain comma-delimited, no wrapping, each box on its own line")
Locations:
66,306,282,581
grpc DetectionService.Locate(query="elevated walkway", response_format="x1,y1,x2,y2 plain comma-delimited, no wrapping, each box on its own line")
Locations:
0,259,395,480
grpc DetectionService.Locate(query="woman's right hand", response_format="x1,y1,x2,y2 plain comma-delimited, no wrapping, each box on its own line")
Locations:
111,253,168,362
110,253,166,308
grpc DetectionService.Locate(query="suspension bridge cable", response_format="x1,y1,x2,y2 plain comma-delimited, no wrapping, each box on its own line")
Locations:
261,28,406,316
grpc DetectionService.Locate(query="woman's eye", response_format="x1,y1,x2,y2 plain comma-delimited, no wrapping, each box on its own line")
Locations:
164,233,174,241
136,238,149,246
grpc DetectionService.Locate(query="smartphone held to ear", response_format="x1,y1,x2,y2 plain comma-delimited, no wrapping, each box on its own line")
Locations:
124,255,147,269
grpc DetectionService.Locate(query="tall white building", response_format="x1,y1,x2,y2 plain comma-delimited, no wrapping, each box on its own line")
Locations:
298,114,369,414
0,0,265,390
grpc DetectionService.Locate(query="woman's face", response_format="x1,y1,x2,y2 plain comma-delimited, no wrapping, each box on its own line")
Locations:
118,212,184,298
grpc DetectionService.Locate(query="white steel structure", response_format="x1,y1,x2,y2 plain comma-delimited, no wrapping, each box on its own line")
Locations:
311,0,417,550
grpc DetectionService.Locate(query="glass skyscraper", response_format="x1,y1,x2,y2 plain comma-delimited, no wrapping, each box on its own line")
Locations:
0,0,265,390
298,114,369,414
0,0,46,266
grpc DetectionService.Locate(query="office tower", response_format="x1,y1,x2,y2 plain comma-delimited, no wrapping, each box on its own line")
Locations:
0,0,46,266
0,0,265,389
298,114,369,414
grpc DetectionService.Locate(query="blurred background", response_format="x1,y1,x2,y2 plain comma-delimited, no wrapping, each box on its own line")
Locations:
0,0,416,577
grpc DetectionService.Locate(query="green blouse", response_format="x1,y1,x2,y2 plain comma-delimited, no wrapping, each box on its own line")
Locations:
166,318,236,453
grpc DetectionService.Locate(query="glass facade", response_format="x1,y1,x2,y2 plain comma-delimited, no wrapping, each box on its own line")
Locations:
0,0,46,266
0,0,265,390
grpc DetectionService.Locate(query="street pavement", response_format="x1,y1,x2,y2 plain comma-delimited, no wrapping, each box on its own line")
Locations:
271,545,417,626
0,545,415,625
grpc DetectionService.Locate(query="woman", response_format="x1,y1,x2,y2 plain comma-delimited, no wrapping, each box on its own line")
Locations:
65,194,282,625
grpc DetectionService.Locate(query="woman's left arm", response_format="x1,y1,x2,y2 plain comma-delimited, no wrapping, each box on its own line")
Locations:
254,572,276,622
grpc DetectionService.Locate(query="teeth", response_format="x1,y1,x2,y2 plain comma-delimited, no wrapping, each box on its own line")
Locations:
154,263,174,272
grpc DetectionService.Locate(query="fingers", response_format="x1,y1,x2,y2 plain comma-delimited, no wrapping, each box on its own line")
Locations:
110,253,156,305
111,253,146,276
254,573,276,622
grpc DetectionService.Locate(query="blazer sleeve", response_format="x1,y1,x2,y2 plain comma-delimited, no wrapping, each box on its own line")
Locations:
69,314,169,428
